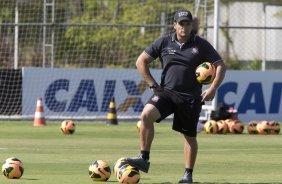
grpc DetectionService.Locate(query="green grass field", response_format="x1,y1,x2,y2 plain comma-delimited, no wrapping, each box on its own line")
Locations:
0,121,282,184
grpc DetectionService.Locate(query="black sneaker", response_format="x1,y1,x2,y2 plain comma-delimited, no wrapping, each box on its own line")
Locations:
124,156,150,173
178,172,193,183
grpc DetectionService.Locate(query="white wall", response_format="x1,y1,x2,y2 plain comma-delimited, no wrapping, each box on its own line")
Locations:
208,2,282,62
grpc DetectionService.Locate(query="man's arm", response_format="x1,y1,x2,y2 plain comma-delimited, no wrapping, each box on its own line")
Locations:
202,60,226,101
136,52,159,89
210,60,226,90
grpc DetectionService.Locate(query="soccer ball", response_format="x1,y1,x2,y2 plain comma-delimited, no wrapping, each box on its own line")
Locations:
229,120,244,134
2,157,24,179
257,121,271,135
113,157,129,178
224,119,234,127
195,62,216,85
136,120,141,132
117,164,140,183
217,120,228,134
224,119,234,133
268,121,280,134
204,120,218,134
60,120,76,134
247,120,259,134
89,160,111,181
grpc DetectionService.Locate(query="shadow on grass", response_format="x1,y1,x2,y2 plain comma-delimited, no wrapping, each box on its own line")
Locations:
21,178,40,180
193,183,281,184
151,182,282,184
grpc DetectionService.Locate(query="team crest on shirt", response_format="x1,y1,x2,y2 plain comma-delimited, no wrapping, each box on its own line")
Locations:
151,95,160,102
191,47,199,55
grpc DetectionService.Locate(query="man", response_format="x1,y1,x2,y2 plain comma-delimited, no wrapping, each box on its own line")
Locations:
125,9,226,183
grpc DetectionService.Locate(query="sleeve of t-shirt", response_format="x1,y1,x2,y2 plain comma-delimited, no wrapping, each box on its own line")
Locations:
144,37,164,60
202,40,223,64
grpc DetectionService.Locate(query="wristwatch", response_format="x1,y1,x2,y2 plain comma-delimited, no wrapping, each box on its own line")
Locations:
149,83,159,89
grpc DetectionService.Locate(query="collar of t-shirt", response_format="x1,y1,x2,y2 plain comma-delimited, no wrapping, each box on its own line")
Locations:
171,32,196,46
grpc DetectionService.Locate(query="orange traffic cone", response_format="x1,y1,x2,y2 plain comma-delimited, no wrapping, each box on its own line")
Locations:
107,96,118,125
33,97,46,126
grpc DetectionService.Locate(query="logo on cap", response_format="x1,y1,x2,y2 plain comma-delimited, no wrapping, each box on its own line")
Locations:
174,9,192,22
178,12,189,17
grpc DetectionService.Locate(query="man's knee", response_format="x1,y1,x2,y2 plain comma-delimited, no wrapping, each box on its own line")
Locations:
141,104,161,123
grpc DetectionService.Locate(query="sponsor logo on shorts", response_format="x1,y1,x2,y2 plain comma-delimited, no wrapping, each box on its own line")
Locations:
151,95,159,102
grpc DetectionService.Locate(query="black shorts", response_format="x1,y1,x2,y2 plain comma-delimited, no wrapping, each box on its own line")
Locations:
147,89,202,137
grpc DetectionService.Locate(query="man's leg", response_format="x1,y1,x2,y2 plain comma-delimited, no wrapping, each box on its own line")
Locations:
184,135,198,169
140,104,160,151
179,135,198,183
125,104,161,173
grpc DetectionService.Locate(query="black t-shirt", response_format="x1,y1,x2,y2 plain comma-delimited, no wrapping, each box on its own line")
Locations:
144,33,222,99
